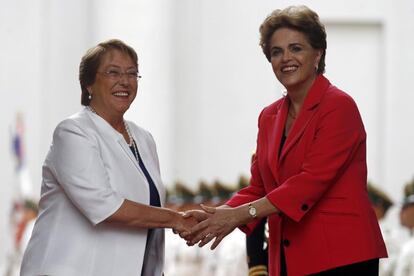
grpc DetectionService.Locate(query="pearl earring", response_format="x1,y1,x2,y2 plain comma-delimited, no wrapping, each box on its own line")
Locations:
88,93,92,100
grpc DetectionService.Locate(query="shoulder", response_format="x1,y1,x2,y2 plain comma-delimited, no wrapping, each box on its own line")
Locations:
53,109,96,140
322,83,359,110
55,110,89,131
261,97,285,116
316,81,365,131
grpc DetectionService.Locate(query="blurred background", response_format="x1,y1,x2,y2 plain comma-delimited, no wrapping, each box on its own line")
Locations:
1,0,414,275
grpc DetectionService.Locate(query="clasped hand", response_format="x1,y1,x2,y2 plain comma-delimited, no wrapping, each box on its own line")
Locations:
174,204,240,250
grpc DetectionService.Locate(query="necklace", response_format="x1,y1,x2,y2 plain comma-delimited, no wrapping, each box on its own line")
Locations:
124,120,139,162
87,106,139,161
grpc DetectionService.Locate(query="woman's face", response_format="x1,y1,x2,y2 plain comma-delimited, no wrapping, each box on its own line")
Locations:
269,27,322,91
88,49,138,117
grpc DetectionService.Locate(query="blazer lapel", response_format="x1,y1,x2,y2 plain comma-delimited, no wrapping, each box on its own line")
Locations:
279,75,331,162
130,125,165,202
266,98,288,183
118,140,143,173
85,109,144,177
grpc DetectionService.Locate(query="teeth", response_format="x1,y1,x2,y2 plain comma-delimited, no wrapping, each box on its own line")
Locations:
113,92,129,97
282,66,297,72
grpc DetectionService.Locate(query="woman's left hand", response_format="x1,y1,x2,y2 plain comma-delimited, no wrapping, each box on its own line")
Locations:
183,204,244,249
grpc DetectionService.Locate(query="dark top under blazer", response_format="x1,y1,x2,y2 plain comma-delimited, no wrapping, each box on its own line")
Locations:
227,75,387,276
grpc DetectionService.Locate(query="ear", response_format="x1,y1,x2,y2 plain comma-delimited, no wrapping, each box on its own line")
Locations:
86,86,92,95
314,49,323,68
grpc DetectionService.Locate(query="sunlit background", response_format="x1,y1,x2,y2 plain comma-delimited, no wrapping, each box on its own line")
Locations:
1,0,414,274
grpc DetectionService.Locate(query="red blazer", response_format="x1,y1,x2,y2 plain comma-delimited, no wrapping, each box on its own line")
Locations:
227,75,387,275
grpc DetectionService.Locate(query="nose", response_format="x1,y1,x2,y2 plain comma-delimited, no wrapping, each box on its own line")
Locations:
282,50,292,62
118,73,129,85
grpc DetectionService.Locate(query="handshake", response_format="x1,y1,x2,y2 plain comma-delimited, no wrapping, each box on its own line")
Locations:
172,204,246,249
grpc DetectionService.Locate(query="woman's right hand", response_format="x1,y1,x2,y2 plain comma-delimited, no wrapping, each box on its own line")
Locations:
173,212,201,236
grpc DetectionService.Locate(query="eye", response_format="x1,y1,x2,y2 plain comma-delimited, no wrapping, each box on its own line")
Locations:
126,71,138,78
291,45,302,52
270,48,282,57
107,69,121,78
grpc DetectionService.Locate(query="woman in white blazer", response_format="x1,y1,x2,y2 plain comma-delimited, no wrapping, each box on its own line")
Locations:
20,39,195,276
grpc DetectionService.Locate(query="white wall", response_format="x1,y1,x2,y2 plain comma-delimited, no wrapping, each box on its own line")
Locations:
173,1,282,186
383,1,414,200
1,0,414,269
0,0,44,269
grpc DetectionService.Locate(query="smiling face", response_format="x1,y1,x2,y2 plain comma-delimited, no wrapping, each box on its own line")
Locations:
87,49,138,119
269,27,322,92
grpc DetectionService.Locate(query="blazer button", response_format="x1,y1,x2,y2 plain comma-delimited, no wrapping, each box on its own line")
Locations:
301,204,309,211
283,239,290,247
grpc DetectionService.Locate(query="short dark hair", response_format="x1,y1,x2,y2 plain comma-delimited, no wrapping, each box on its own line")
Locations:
259,5,327,74
79,39,138,106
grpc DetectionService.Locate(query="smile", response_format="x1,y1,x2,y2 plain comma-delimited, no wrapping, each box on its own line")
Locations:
112,91,129,97
281,65,298,73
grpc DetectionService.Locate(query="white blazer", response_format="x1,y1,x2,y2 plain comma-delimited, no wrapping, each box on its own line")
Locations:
21,108,165,276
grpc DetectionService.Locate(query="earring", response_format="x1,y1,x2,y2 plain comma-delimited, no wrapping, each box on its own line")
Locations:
88,93,92,100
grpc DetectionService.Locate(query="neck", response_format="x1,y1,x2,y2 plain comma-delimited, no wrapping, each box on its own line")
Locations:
88,104,124,133
287,74,318,114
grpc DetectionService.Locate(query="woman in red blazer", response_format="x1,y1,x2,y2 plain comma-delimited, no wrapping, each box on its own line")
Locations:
184,5,387,275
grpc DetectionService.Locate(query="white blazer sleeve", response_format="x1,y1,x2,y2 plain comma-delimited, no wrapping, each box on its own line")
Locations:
48,119,124,225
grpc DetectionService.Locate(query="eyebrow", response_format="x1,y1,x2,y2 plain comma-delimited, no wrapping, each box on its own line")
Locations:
271,42,304,49
288,42,304,47
106,64,137,70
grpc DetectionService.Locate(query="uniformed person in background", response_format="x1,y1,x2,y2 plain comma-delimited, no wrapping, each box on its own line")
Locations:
394,178,414,276
245,151,269,276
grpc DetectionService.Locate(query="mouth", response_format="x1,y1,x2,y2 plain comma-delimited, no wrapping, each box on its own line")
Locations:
112,91,130,98
281,65,298,73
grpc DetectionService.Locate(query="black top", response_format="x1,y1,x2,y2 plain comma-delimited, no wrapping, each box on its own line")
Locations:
130,140,161,276
279,133,287,160
130,140,161,207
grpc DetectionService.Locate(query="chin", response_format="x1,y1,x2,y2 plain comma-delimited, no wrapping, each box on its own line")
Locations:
281,80,299,90
114,105,131,114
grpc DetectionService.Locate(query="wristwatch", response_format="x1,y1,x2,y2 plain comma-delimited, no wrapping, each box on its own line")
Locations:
248,203,257,218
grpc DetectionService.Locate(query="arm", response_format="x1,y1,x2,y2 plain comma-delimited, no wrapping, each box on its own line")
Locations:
105,199,196,232
51,119,196,232
184,196,278,249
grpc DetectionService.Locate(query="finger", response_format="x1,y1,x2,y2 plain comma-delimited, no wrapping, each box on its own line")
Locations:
200,204,216,214
182,210,195,218
185,210,207,221
190,229,212,245
179,231,189,238
198,233,216,247
186,240,195,246
210,235,224,250
189,219,209,234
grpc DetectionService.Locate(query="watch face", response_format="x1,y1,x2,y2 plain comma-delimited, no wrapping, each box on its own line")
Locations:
249,206,257,216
